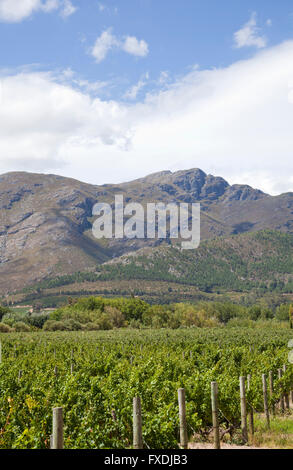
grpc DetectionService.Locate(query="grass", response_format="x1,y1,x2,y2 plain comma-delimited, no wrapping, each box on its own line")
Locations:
251,413,293,448
190,413,293,449
10,307,30,314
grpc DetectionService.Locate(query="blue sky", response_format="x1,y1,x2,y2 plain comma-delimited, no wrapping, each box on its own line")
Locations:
0,0,293,194
1,0,292,99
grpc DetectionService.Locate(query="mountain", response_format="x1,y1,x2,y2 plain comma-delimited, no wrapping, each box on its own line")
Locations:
100,230,293,293
0,169,292,295
12,230,293,307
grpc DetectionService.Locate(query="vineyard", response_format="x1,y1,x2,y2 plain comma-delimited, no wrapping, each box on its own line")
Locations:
0,328,293,449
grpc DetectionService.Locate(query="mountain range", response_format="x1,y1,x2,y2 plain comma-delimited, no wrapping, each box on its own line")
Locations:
0,168,292,297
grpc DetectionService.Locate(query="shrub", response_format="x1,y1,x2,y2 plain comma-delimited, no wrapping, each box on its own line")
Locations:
95,313,113,330
226,318,255,328
83,322,101,331
43,320,67,331
0,322,13,333
108,297,149,321
1,312,25,327
104,306,126,328
63,319,82,331
128,319,141,329
275,304,290,322
27,313,50,329
0,305,11,321
14,322,31,332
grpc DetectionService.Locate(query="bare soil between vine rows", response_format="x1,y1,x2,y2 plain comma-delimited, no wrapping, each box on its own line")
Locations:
189,443,269,449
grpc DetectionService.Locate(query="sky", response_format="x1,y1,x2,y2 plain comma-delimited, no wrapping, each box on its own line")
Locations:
0,0,293,194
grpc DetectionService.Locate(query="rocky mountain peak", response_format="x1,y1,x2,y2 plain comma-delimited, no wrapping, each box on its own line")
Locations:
0,168,292,294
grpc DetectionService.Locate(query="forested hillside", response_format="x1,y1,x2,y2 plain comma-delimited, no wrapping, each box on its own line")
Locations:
23,230,293,297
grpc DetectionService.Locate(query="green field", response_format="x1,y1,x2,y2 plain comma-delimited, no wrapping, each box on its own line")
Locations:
0,328,292,449
9,307,31,315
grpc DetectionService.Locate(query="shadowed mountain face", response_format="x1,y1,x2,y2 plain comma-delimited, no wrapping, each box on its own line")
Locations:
0,169,292,294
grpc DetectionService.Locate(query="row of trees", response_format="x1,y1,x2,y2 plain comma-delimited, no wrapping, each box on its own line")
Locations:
1,297,292,332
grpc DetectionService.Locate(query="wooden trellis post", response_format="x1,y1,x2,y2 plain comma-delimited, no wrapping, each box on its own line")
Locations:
240,377,248,444
262,374,270,429
211,382,220,449
269,371,275,416
52,407,64,449
133,397,143,449
247,374,254,435
278,368,284,413
178,388,188,449
283,364,290,410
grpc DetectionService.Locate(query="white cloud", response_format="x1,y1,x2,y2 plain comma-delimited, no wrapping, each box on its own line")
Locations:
0,0,76,22
97,3,118,15
41,0,59,13
0,0,45,22
234,12,267,49
91,29,149,62
0,71,131,165
76,79,108,93
91,29,119,63
122,36,149,57
1,41,293,194
158,71,169,85
60,0,76,18
124,73,149,100
266,19,272,27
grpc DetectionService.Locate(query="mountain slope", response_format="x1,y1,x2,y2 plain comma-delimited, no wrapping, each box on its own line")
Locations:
31,230,293,294
0,172,112,293
100,230,293,292
14,230,293,308
0,169,292,294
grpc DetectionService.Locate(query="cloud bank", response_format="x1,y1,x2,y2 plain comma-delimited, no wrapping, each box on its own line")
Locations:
1,41,293,195
0,0,76,22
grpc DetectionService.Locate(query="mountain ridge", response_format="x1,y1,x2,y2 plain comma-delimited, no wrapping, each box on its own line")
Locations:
0,168,292,294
